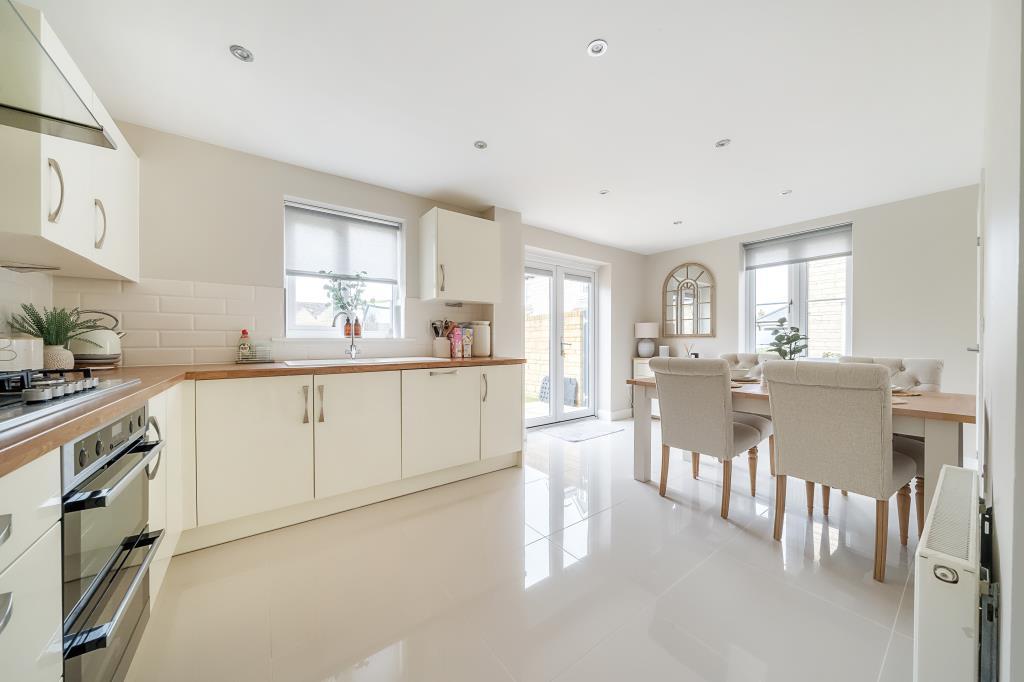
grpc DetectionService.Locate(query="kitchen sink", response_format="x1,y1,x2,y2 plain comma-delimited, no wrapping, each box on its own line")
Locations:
283,356,439,367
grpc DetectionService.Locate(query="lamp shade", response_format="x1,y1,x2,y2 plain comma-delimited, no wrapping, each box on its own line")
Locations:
634,322,659,339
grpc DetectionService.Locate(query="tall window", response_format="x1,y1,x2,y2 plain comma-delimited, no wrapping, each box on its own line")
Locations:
744,224,852,358
284,202,402,338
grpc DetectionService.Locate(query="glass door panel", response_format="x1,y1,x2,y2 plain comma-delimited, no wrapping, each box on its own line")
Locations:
561,273,593,418
524,268,554,425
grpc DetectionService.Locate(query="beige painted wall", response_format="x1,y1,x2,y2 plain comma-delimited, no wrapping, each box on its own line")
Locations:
645,186,980,393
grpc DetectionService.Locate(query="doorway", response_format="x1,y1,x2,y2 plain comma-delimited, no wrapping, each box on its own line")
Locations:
523,261,596,426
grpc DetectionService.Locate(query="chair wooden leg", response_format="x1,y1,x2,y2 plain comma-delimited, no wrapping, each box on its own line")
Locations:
914,476,925,538
748,446,758,496
897,484,911,546
822,485,831,516
691,451,700,479
768,434,776,476
659,444,670,496
773,475,787,540
720,459,733,519
874,499,889,582
805,481,815,514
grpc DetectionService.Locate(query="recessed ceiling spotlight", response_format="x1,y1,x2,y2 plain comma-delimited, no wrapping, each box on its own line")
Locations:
598,189,610,195
673,220,683,225
587,39,608,57
473,140,488,150
229,44,254,62
779,189,793,196
714,138,731,148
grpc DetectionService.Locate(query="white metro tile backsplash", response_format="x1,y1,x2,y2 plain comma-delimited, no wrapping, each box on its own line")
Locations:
53,277,284,366
52,276,492,366
0,270,53,333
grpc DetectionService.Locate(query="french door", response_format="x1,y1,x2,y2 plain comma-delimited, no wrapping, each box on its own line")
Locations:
523,262,596,426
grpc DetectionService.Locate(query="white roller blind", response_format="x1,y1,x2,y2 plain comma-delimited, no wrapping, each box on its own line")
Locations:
743,223,852,270
285,203,400,283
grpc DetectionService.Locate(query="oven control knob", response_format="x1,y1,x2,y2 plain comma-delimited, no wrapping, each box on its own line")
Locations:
95,440,103,456
78,448,87,467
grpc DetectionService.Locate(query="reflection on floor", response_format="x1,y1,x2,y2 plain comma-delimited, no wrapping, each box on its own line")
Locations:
127,421,915,682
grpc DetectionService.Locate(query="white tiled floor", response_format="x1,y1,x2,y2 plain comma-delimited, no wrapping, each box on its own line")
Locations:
128,421,916,682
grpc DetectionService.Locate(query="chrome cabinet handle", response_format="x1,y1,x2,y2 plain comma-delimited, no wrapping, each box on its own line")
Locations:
0,593,11,637
317,384,325,423
94,198,107,249
429,370,456,376
439,264,446,292
302,385,310,424
482,373,489,402
967,345,980,352
0,514,10,547
145,417,163,480
64,438,164,513
47,158,64,223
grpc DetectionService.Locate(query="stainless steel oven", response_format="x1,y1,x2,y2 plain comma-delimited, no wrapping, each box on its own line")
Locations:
61,405,164,682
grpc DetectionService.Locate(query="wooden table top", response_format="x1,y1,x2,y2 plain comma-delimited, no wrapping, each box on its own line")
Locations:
627,378,976,424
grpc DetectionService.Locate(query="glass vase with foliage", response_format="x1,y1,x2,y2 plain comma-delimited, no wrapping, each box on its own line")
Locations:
767,317,809,359
321,271,377,322
8,304,103,347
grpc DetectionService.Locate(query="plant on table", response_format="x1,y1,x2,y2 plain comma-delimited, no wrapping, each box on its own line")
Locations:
767,317,808,359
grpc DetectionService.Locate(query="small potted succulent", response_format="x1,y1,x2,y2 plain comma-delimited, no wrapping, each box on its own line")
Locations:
7,304,103,369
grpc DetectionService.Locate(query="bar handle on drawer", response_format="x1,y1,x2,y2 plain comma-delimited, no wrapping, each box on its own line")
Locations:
0,514,10,547
429,370,456,376
317,384,325,423
0,593,11,637
302,385,310,424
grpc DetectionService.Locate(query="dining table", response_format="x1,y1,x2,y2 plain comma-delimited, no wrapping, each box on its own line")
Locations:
626,377,976,509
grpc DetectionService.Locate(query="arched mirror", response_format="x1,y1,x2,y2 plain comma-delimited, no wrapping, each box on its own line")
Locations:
663,263,714,337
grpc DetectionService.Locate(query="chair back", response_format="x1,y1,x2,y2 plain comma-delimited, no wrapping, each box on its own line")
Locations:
720,352,776,379
838,356,943,392
650,358,734,458
765,360,895,499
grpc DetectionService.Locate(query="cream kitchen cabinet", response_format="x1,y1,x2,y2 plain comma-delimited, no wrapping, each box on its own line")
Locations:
196,375,314,526
313,372,401,498
419,207,501,303
0,523,63,682
0,448,60,574
402,366,482,478
481,364,523,460
0,2,139,280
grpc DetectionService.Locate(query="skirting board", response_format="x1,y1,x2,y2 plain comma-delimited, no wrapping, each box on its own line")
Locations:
598,408,633,421
175,451,521,554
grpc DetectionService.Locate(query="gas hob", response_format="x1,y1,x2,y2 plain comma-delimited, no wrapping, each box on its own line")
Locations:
0,369,141,434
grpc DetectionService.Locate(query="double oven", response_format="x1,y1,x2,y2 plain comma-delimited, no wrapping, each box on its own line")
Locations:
61,404,164,682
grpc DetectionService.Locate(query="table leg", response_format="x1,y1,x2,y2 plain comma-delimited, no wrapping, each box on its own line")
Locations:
922,419,964,509
634,384,652,482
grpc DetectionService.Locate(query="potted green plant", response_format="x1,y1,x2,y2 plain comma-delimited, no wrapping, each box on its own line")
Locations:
767,317,809,359
321,271,378,330
8,304,103,369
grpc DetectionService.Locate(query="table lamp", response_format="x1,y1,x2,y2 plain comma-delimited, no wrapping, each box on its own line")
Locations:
634,322,660,358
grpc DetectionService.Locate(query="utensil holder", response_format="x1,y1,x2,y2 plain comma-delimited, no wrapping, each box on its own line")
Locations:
432,338,451,358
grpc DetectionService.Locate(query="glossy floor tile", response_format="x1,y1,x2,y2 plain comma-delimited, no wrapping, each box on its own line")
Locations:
128,421,915,682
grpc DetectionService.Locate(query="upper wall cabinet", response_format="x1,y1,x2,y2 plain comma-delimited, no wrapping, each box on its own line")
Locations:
419,208,501,304
0,4,139,281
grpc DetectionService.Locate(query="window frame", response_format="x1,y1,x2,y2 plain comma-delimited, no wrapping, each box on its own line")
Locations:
283,199,405,339
744,256,853,357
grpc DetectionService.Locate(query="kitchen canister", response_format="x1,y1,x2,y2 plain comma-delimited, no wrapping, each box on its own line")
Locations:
469,321,491,357
432,337,451,358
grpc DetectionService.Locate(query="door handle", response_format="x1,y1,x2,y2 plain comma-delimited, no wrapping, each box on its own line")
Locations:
302,385,310,424
0,514,10,547
439,264,446,293
0,592,11,637
94,198,108,249
967,345,980,353
482,373,489,402
317,384,325,423
47,158,64,223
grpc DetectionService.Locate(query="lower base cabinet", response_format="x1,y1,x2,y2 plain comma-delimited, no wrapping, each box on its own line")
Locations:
313,372,401,498
196,375,314,526
402,366,482,478
481,364,524,459
0,523,63,682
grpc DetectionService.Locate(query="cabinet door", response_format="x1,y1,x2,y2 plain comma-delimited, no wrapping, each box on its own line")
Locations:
0,524,63,682
0,449,59,575
38,133,93,256
145,390,169,606
314,372,401,498
401,367,481,478
481,365,524,460
196,376,314,526
435,211,501,303
89,97,139,281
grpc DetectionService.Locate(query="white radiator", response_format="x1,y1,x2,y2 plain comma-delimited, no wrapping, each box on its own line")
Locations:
914,465,981,682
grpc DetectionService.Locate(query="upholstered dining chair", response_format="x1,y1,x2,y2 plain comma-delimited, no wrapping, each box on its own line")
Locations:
650,358,762,518
720,353,776,477
839,356,943,533
765,361,918,582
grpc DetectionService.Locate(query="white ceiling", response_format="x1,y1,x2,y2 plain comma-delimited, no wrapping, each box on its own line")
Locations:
26,0,990,254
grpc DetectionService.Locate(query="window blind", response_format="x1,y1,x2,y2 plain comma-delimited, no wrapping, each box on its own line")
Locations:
284,203,400,283
743,223,852,270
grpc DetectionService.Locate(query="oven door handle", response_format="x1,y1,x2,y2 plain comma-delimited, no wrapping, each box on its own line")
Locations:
63,439,165,513
63,530,163,660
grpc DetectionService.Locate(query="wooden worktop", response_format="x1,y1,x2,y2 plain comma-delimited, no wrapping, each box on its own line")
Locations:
627,377,976,424
0,357,525,478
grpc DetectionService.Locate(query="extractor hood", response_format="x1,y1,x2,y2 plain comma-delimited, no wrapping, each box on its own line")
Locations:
0,0,114,149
